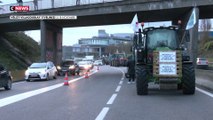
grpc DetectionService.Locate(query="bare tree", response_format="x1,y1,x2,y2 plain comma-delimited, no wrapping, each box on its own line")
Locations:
199,19,212,53
33,0,38,10
119,42,132,54
17,0,23,6
105,45,118,55
105,42,132,55
0,1,4,11
51,0,54,8
76,0,80,5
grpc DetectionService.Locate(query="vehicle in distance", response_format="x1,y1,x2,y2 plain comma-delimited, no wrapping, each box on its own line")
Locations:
93,60,103,66
78,61,93,71
110,53,128,67
25,61,57,81
196,58,208,69
82,60,94,69
57,60,80,76
0,64,12,90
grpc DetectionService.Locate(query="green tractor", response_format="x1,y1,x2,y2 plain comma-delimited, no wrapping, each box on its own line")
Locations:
133,25,195,95
110,53,128,67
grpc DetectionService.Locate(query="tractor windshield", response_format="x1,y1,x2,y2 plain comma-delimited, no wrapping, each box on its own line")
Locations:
146,29,179,50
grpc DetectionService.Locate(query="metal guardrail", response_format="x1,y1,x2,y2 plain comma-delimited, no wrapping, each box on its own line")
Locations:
0,0,122,14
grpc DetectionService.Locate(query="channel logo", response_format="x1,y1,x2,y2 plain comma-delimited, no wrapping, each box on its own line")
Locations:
10,6,29,12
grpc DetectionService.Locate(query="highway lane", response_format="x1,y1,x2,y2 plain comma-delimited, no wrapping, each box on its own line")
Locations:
0,71,86,99
106,81,213,120
0,66,213,120
0,66,122,120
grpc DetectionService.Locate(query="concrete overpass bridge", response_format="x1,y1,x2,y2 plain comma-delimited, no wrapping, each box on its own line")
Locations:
0,0,213,64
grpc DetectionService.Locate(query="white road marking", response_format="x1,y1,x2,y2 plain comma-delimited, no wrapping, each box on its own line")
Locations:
0,70,97,108
115,86,121,92
68,70,97,83
95,107,109,120
12,70,97,85
196,87,213,98
13,81,25,85
96,67,125,120
119,81,123,85
107,94,117,105
0,83,63,108
68,70,97,84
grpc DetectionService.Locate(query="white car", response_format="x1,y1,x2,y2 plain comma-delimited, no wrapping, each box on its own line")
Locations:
94,60,103,66
78,61,93,70
196,58,208,69
25,61,58,81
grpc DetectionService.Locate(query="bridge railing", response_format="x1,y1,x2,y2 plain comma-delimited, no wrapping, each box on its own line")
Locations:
0,0,122,14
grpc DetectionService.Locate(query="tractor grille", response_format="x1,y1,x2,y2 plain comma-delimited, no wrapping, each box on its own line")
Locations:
153,50,182,77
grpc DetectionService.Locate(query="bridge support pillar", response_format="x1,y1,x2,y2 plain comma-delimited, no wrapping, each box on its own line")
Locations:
99,47,102,58
172,7,199,65
40,20,62,65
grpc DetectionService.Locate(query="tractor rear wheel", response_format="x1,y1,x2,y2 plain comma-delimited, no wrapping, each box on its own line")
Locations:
182,63,195,94
136,65,148,95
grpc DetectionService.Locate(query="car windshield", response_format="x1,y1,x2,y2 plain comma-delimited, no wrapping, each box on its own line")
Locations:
95,60,101,63
78,61,89,65
198,58,207,61
30,63,47,68
146,29,179,50
62,61,74,66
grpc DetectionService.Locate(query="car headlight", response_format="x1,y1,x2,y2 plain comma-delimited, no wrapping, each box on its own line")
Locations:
41,70,46,74
25,70,29,76
57,66,61,70
38,70,46,74
69,65,75,69
84,65,89,69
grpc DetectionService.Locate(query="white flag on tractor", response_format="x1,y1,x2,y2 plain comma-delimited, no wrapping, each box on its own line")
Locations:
130,14,141,32
186,8,197,30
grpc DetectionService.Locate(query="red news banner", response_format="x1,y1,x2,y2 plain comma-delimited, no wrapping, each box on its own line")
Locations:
10,6,29,12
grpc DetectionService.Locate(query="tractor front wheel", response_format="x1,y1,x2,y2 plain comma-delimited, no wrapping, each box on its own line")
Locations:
182,63,195,94
136,65,148,95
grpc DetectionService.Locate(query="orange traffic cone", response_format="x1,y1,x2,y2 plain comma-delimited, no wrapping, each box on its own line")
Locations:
64,72,69,85
85,72,89,78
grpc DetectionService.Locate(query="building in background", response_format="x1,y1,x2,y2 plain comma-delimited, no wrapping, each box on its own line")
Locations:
62,30,133,60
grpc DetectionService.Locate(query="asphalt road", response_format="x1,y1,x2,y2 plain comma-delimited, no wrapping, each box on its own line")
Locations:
0,66,213,120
